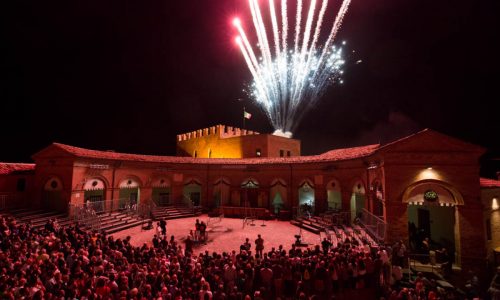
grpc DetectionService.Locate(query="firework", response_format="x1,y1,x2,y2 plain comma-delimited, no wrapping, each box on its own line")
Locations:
233,0,351,137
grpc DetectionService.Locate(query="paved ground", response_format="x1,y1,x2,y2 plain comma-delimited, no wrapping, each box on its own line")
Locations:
113,215,321,253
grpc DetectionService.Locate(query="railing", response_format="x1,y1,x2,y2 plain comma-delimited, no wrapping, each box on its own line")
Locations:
69,203,102,231
292,206,313,219
358,208,386,242
0,194,26,210
321,210,351,226
69,198,132,215
180,195,202,215
68,198,152,231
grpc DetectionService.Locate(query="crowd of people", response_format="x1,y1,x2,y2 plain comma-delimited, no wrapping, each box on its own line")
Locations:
0,214,479,299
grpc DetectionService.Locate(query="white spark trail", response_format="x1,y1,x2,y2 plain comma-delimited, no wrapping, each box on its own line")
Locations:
234,0,351,134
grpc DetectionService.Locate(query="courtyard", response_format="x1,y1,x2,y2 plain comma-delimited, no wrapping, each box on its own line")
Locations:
113,215,321,253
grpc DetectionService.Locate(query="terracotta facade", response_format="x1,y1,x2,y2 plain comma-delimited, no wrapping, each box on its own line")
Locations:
0,129,493,273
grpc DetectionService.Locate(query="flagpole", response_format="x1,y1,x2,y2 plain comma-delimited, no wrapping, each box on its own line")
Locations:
243,106,246,130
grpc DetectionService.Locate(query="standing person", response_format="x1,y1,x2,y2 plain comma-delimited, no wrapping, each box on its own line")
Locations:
224,261,237,293
159,219,167,237
195,219,201,242
185,235,193,255
156,222,163,237
255,234,264,258
240,238,251,253
199,221,207,243
321,238,332,255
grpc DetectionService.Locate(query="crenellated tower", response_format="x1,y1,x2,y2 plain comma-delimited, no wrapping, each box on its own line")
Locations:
176,124,300,158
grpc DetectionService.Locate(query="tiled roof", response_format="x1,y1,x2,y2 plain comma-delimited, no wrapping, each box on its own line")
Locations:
0,163,35,175
377,128,485,152
480,177,500,188
50,143,379,165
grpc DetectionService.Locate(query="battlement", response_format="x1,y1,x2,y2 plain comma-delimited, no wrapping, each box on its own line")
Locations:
176,125,260,142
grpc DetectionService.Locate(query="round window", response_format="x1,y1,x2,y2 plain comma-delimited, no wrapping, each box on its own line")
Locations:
50,180,58,189
424,189,439,202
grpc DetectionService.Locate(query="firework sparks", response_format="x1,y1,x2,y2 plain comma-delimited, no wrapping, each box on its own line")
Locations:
233,0,351,137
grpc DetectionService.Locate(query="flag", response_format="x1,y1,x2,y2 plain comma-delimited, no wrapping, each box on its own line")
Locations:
244,110,252,119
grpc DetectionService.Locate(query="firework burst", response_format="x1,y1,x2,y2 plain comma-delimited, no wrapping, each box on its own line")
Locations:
233,0,351,137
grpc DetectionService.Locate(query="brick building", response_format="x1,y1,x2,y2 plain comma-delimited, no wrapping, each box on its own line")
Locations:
176,125,301,158
481,175,500,264
0,127,494,273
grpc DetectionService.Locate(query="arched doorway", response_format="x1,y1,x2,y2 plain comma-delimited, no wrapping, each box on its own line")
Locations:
152,178,171,206
118,178,140,209
241,178,259,209
327,179,342,211
184,179,202,206
404,181,462,265
350,180,366,222
43,177,64,211
298,181,315,216
372,181,384,218
83,178,106,212
213,178,230,207
270,179,287,214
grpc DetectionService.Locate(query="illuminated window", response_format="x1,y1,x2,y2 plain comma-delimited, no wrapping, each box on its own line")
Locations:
493,198,499,210
256,149,261,157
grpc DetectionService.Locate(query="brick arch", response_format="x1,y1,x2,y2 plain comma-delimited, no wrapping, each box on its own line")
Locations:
184,177,203,186
298,178,314,188
270,178,288,211
326,178,341,191
371,178,384,199
42,175,66,212
213,177,231,206
83,176,108,191
350,178,366,194
116,175,143,188
213,177,231,186
151,176,171,188
402,179,464,205
241,177,259,187
403,179,464,268
270,178,287,187
43,175,64,191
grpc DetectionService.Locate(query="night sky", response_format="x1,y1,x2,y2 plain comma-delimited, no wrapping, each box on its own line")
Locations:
2,1,499,176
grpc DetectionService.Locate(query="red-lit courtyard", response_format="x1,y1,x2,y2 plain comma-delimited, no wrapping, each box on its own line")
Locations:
114,215,320,254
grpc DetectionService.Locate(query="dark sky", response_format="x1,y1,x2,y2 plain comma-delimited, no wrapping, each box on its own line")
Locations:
1,1,499,175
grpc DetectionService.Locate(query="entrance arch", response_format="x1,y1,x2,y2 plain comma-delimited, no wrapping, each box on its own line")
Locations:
298,181,315,216
118,178,141,209
213,178,231,207
83,178,106,212
372,180,384,218
184,179,202,206
350,180,366,222
404,180,463,266
43,177,64,211
152,178,171,206
270,179,287,214
241,178,259,208
326,179,342,211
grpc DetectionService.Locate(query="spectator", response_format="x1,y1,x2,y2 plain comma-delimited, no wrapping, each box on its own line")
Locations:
255,234,264,257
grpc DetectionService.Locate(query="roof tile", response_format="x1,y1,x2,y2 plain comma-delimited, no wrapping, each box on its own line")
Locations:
0,163,35,175
51,143,379,165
